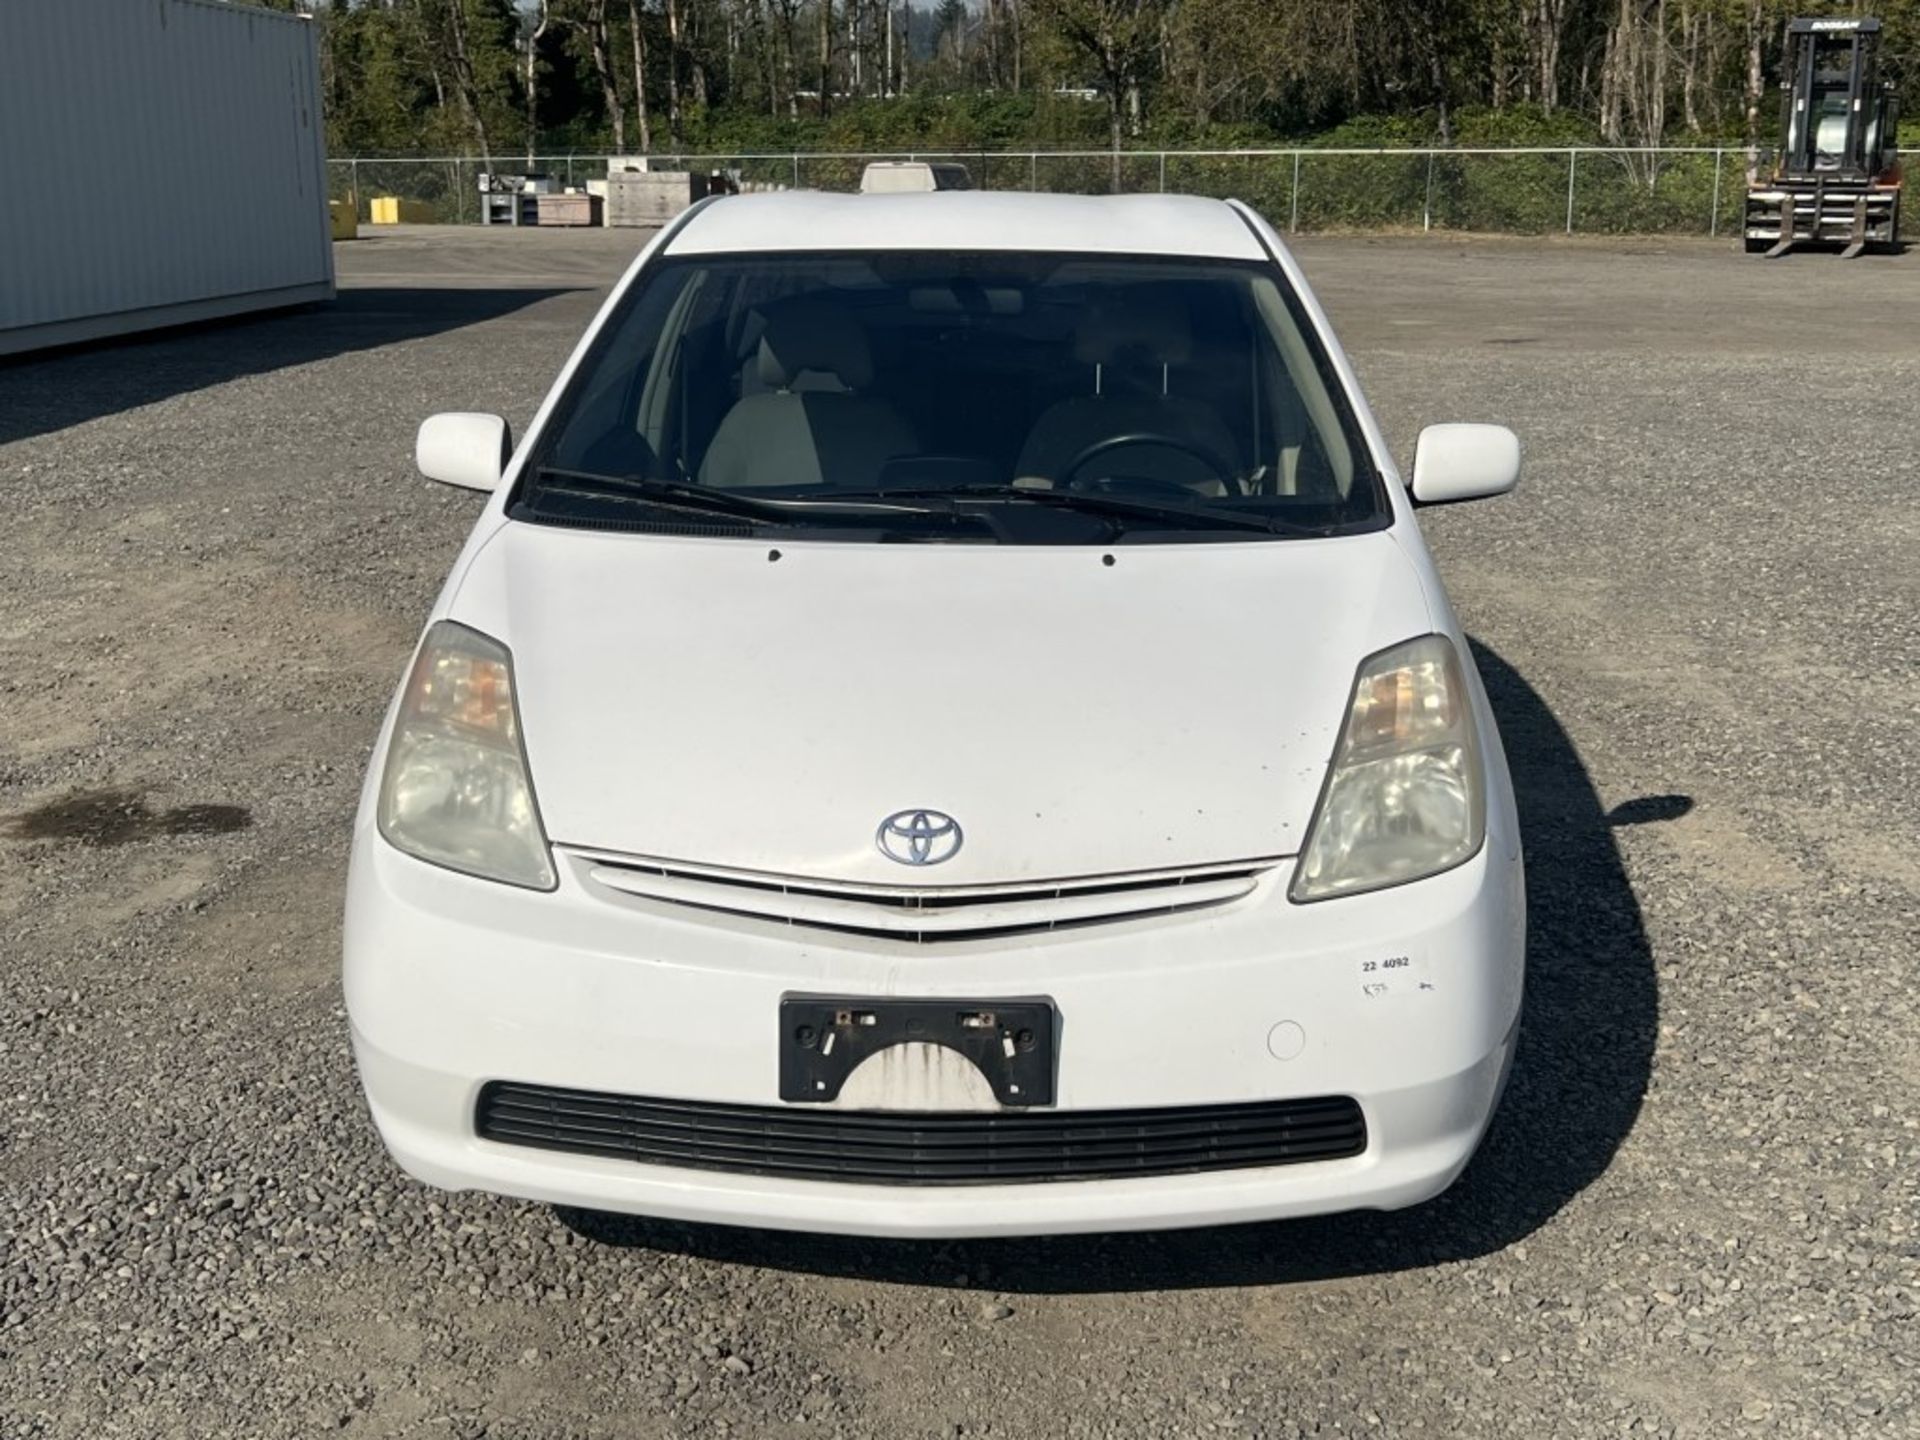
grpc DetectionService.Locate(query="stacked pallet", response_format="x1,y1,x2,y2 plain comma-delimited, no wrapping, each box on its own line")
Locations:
607,170,712,227
535,193,602,227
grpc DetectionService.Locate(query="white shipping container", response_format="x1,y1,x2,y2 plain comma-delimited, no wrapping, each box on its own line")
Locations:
0,0,334,356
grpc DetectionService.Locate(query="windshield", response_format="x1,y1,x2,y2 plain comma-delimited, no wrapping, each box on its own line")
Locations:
516,249,1388,543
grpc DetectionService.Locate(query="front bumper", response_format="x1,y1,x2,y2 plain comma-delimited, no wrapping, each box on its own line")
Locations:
344,828,1524,1238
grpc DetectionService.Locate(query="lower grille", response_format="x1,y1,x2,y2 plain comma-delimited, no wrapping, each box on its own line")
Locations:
476,1082,1367,1186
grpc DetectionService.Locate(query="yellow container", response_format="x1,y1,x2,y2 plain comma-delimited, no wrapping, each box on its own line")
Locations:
329,198,358,240
369,196,433,225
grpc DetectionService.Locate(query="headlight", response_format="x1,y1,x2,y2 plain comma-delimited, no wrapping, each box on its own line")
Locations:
377,622,556,890
1290,634,1484,903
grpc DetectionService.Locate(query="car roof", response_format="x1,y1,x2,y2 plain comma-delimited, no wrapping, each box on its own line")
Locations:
664,191,1269,261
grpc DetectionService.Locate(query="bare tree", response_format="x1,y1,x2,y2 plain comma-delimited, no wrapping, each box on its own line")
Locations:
524,0,552,164
665,0,684,143
1533,0,1572,111
773,0,800,119
1600,0,1672,189
818,0,833,116
627,0,653,152
558,0,628,154
444,0,496,167
1743,0,1771,151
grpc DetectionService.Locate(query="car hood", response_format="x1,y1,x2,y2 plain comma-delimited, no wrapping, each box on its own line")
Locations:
449,524,1433,885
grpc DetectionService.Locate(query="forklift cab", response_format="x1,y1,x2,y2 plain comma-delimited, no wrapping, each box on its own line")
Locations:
1747,16,1904,257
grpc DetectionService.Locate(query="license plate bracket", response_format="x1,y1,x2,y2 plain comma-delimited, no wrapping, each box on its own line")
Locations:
778,995,1056,1107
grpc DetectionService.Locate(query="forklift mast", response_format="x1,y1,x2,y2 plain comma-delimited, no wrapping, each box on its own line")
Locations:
1775,18,1900,182
1747,16,1903,257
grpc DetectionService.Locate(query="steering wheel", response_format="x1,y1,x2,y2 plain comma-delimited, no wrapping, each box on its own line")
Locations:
1058,431,1243,498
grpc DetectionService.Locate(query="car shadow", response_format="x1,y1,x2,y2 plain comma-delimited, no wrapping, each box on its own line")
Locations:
0,285,578,445
558,639,1665,1292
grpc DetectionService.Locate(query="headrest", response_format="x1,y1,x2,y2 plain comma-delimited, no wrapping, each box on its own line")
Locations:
756,300,874,391
1073,292,1194,367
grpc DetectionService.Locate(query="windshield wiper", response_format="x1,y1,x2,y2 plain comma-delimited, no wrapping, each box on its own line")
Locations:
535,466,830,522
532,467,994,533
831,483,1309,536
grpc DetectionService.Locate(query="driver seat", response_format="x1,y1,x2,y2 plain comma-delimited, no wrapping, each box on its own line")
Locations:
1014,292,1239,495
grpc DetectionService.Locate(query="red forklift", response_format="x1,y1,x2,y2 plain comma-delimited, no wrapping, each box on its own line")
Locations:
1745,16,1903,257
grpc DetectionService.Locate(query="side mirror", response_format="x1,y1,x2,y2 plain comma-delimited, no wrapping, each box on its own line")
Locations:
416,412,513,492
1409,424,1521,505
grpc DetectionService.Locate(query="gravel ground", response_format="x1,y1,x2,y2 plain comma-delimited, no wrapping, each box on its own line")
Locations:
2,225,1915,1439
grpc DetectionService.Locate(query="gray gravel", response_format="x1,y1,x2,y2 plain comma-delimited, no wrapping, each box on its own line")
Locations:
2,225,1916,1438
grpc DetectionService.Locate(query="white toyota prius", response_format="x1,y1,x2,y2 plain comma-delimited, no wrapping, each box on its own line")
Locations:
345,191,1526,1238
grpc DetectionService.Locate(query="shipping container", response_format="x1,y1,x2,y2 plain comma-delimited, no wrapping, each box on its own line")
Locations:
0,0,334,357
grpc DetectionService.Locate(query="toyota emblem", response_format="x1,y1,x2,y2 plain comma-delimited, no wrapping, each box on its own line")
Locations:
876,809,963,866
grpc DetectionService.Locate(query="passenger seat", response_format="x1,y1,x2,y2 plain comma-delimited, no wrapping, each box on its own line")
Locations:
700,299,917,490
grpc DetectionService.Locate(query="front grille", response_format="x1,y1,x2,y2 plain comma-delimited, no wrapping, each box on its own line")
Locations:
476,1082,1367,1186
575,852,1273,943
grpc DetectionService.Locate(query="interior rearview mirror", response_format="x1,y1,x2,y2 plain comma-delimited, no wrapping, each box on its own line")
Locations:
416,412,513,493
1409,424,1521,505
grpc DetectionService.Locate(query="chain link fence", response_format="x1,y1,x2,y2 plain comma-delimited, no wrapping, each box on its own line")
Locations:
327,146,1915,237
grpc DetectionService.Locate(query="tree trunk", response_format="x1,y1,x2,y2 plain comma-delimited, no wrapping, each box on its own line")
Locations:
1646,0,1669,171
898,0,910,95
779,0,798,119
1417,3,1451,146
1744,0,1768,152
1599,0,1625,144
627,0,652,154
756,0,780,119
818,0,832,117
524,0,550,166
1011,0,1021,93
446,0,494,169
848,0,862,96
1702,8,1727,134
1529,0,1565,113
725,0,737,102
586,0,626,154
1679,0,1698,133
1601,0,1670,185
664,0,683,143
983,0,999,89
